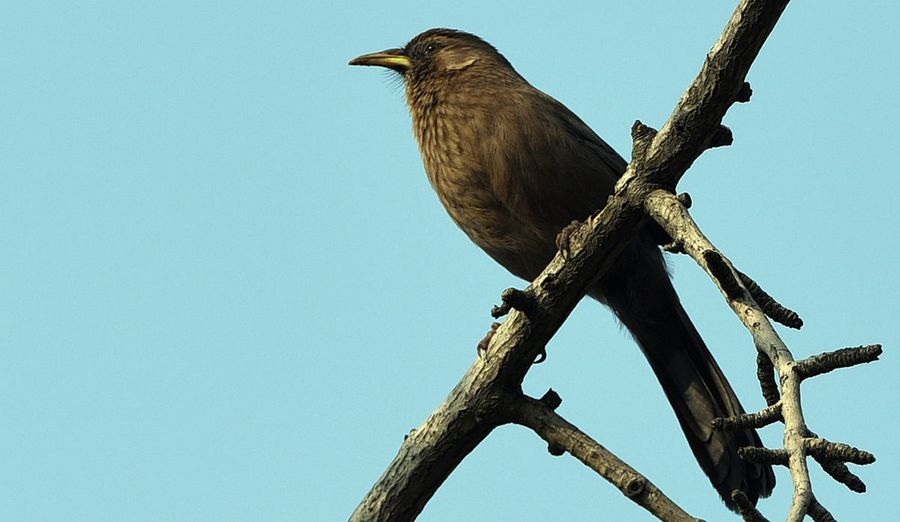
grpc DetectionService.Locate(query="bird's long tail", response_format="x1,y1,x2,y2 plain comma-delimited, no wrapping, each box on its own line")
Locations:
594,243,775,510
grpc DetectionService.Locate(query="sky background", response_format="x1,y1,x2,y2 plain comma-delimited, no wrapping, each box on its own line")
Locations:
2,1,898,521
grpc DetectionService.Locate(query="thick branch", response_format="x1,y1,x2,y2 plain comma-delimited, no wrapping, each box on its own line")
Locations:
617,0,790,190
351,194,645,522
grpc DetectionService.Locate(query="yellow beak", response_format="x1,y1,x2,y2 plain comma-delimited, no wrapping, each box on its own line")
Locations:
349,48,412,73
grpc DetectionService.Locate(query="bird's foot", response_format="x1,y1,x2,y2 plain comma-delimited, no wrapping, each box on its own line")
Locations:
476,322,501,358
555,220,586,260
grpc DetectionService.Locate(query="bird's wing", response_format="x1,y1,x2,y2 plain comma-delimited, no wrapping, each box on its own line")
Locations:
485,89,627,236
551,97,628,179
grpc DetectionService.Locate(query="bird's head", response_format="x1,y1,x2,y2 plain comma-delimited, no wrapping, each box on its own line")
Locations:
349,29,517,92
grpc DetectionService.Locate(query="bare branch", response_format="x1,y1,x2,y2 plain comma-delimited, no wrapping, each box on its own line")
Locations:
621,0,791,189
510,395,701,522
732,490,770,522
794,345,883,380
738,447,790,466
804,439,875,465
644,188,881,520
714,403,783,431
736,270,803,329
807,497,836,522
644,190,818,520
813,456,867,493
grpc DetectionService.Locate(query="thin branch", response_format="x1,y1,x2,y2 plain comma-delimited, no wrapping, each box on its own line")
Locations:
509,395,701,522
736,270,803,329
813,456,867,493
714,403,783,431
645,190,814,520
732,490,770,522
738,447,790,466
807,497,836,522
794,345,883,380
804,439,875,465
644,190,880,520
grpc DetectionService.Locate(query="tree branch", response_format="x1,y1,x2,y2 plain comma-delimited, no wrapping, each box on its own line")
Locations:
508,393,701,522
644,190,880,521
350,1,846,520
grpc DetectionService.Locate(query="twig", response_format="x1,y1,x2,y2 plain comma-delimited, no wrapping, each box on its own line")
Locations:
794,345,882,379
804,439,875,465
736,270,803,329
714,403,783,431
813,456,867,493
732,490,770,521
509,394,701,522
807,497,836,522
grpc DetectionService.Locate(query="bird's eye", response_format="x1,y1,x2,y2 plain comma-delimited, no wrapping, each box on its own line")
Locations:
424,43,437,55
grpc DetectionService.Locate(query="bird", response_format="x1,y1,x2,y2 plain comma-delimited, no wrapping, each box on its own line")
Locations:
349,28,774,510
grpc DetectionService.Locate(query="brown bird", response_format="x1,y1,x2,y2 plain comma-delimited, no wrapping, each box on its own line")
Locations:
350,28,774,510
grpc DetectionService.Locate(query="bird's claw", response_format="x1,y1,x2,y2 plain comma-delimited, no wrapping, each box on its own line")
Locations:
556,220,585,260
477,322,501,357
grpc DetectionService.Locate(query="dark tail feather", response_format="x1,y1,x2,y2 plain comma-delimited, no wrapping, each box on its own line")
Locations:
595,245,775,510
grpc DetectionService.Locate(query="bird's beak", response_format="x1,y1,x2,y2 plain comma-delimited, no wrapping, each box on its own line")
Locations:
349,48,411,73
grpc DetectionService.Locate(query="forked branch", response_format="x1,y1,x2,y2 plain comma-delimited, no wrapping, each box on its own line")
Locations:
645,191,880,521
348,1,882,521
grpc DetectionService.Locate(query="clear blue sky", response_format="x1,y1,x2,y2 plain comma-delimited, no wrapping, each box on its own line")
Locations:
2,1,897,520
